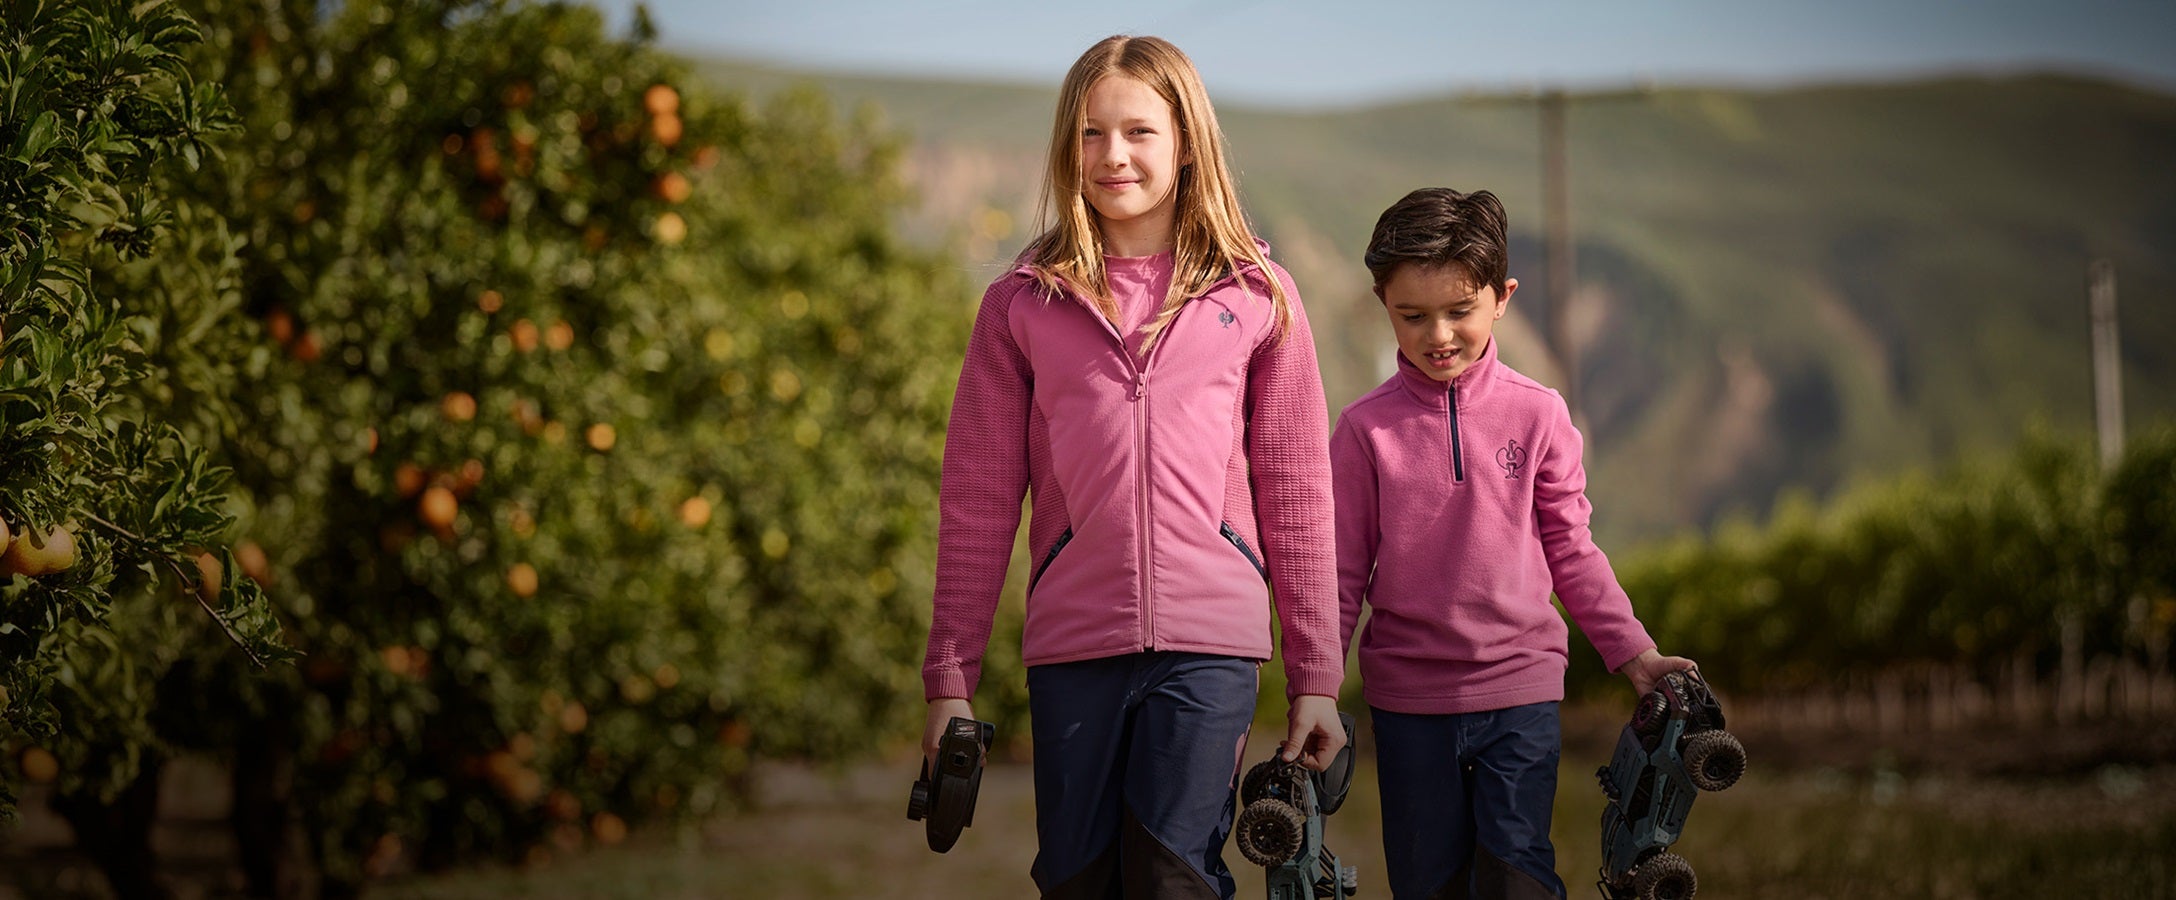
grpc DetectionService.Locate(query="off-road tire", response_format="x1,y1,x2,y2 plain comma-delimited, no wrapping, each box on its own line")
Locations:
1632,690,1669,736
1683,730,1746,792
1235,798,1305,866
1633,852,1696,900
1241,760,1309,807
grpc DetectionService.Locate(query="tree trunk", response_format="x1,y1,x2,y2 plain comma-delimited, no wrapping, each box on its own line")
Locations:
233,715,304,899
50,758,172,900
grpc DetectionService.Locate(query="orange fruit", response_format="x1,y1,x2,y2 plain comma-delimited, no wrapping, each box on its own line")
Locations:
510,318,539,353
591,812,627,846
235,540,271,585
545,320,575,351
419,486,458,529
194,551,223,603
291,330,322,363
394,463,426,498
266,308,295,344
506,562,538,598
478,289,504,313
585,423,616,452
1,524,77,577
677,496,711,528
654,211,687,245
643,83,679,117
650,113,682,147
442,391,477,423
20,747,59,784
651,171,691,204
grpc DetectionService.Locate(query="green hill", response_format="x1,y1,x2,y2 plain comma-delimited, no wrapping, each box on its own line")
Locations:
693,58,2176,547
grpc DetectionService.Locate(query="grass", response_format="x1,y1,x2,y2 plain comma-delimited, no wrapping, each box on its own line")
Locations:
362,722,2176,900
8,717,2169,899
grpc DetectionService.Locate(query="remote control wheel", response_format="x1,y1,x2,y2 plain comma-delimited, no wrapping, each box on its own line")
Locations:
1633,852,1695,900
1235,798,1304,866
1683,730,1746,792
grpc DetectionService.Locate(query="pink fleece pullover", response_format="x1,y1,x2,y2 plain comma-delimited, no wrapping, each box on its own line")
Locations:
923,250,1343,703
1331,340,1654,715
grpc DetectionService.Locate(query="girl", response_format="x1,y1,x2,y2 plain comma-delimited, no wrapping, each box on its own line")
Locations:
920,35,1346,899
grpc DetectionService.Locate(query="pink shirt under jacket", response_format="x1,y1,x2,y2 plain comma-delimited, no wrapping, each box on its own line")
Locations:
1331,340,1654,715
923,253,1343,703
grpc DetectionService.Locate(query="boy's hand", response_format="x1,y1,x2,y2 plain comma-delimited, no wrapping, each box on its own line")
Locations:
923,697,974,771
1282,694,1347,772
1620,648,1697,696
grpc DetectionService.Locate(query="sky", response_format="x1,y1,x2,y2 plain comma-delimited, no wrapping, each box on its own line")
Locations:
582,0,2176,109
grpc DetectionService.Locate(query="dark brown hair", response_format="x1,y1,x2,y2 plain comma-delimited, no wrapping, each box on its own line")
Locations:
1362,188,1509,293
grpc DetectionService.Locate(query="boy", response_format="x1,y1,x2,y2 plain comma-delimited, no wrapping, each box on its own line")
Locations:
1331,188,1694,899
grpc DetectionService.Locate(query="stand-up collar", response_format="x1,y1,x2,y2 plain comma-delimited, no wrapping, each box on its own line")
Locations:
1394,337,1501,405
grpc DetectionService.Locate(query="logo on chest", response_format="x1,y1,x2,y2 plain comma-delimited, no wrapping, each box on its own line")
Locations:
1496,440,1527,479
1218,310,1236,328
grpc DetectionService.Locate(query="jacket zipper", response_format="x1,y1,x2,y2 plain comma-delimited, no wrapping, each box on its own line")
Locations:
1219,522,1270,584
1135,357,1155,650
1448,383,1465,483
1029,528,1074,594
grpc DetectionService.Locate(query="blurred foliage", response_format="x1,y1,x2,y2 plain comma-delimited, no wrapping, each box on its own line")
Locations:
1568,425,2176,700
1,0,290,820
7,0,984,893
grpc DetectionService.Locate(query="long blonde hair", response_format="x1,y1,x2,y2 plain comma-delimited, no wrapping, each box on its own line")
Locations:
1023,35,1290,353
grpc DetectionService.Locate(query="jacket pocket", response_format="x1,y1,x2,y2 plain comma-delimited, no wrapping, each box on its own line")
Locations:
1219,522,1270,584
1028,528,1074,595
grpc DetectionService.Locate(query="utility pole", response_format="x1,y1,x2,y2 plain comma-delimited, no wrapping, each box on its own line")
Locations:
1540,89,1579,423
2089,259,2123,468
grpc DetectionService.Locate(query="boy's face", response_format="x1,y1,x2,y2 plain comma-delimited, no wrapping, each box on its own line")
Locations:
1378,263,1516,382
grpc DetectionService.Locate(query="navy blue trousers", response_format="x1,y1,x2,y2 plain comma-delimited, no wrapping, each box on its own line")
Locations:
1027,652,1259,899
1371,702,1567,900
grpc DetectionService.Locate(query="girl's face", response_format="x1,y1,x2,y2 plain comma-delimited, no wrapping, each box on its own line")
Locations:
1379,263,1517,382
1079,75,1185,246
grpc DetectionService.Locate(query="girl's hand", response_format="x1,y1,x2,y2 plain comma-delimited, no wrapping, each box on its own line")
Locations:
1620,648,1696,697
1282,694,1347,772
923,697,975,771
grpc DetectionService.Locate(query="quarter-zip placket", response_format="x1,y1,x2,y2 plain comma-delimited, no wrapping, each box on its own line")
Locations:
1448,383,1465,483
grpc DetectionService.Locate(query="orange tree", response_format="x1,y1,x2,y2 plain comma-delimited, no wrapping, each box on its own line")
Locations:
89,0,992,895
0,0,290,862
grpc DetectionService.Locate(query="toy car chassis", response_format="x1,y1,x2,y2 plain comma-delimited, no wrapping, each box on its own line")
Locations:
1595,669,1746,900
1235,713,1360,900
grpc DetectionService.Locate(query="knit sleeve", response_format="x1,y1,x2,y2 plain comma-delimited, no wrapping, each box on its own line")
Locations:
922,279,1032,701
1245,266,1344,700
1328,413,1378,657
1533,394,1654,672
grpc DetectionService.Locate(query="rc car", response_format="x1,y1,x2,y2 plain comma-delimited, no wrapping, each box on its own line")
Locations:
1595,669,1745,900
1234,713,1360,900
907,716,994,853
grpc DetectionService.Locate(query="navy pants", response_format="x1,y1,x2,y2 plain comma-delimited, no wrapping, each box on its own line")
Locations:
1026,652,1258,899
1372,702,1567,900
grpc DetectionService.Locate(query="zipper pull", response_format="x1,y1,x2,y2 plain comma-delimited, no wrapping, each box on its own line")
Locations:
1134,372,1147,400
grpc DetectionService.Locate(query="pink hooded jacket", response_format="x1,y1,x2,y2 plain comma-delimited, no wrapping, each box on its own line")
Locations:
1331,341,1654,714
922,254,1343,702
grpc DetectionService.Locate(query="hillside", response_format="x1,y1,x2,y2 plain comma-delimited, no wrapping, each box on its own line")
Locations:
692,58,2176,547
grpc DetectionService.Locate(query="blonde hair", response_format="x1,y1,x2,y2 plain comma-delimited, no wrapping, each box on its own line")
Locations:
1023,35,1290,352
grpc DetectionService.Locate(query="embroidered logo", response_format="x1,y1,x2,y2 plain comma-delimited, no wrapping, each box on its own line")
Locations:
1218,310,1236,328
1496,440,1527,478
